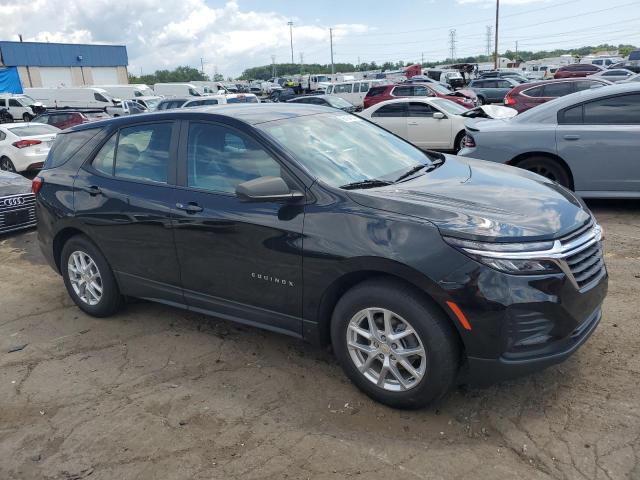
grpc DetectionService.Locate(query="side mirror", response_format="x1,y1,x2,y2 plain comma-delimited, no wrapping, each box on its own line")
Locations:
433,112,445,120
236,176,304,202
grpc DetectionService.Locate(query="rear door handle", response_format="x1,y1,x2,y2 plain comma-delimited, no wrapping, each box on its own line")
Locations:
84,186,102,196
176,202,203,214
408,121,418,125
563,134,581,141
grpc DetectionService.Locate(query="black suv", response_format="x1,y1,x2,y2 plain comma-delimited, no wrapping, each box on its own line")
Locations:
34,105,607,408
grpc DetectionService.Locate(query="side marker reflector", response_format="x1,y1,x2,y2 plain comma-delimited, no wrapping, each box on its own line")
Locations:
446,301,472,331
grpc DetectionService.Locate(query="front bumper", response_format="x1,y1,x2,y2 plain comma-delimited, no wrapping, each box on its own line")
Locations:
462,306,602,385
438,241,608,386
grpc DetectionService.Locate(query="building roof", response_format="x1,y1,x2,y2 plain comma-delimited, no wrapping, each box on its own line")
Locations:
0,41,128,67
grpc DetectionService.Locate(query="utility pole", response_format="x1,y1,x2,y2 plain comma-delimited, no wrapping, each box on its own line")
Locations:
300,52,304,64
200,57,205,76
486,26,492,57
288,21,294,64
421,52,424,66
330,28,335,75
271,55,276,77
494,0,500,70
449,29,457,62
515,40,519,62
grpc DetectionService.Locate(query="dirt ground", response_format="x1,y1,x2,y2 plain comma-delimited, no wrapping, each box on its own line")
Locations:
1,200,639,480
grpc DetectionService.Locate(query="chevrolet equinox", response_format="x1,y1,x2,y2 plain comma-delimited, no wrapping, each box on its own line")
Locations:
35,104,607,408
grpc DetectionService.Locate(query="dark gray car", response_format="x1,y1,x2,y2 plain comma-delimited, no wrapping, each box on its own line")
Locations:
467,78,520,104
459,83,640,198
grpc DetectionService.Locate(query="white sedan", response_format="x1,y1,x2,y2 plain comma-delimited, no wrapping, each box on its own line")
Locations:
358,97,473,152
0,123,60,173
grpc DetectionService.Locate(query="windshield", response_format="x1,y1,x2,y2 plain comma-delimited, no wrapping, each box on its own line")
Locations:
188,88,202,96
256,113,434,187
326,96,353,108
16,97,32,106
430,83,452,94
144,98,161,110
430,99,468,115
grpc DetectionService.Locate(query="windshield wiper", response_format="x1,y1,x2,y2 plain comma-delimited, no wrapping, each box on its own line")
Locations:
339,179,394,190
394,164,427,183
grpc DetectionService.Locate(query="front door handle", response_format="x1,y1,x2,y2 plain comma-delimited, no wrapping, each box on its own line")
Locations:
84,186,102,196
408,121,418,125
176,202,203,214
563,134,581,141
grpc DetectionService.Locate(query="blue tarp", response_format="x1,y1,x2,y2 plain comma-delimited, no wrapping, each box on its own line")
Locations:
0,67,23,94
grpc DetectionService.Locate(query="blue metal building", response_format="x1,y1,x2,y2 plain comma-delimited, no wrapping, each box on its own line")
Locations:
0,41,129,92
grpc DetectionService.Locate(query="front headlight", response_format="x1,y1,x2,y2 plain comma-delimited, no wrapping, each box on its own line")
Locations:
443,236,561,274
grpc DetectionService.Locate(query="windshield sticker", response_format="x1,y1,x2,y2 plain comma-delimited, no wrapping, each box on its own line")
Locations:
335,115,361,123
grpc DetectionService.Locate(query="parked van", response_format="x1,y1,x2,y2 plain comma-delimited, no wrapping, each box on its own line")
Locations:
153,83,204,97
92,84,155,99
0,94,43,122
24,87,118,109
325,80,387,108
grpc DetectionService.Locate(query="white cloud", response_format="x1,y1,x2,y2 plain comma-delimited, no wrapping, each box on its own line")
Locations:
0,0,369,77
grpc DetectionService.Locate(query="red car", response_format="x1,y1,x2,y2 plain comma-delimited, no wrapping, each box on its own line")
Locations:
31,110,110,130
363,83,477,109
553,64,603,79
503,78,612,113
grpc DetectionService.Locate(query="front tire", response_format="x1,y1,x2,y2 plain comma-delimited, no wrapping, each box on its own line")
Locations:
517,156,571,189
476,96,485,105
61,235,123,317
331,279,460,409
22,113,33,122
454,132,466,153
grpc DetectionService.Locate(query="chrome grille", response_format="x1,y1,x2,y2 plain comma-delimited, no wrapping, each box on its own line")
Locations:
557,222,605,291
0,193,36,234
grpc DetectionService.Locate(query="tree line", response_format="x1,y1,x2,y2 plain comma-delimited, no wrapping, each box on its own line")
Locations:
128,66,227,84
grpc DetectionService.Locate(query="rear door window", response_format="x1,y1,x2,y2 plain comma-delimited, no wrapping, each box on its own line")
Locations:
583,94,640,124
372,103,408,117
392,86,413,96
360,82,369,92
407,102,433,117
523,86,544,97
108,123,173,183
542,82,572,97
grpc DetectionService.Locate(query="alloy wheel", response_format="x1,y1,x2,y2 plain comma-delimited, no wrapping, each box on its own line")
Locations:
346,307,427,392
67,250,103,306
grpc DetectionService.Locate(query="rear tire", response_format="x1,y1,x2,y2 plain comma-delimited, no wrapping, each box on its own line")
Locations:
0,157,16,172
61,235,123,317
517,156,571,189
331,278,460,409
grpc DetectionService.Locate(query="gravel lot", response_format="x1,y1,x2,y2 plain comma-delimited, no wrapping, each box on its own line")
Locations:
1,200,638,480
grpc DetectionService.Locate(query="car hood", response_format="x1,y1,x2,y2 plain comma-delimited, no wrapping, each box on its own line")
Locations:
0,170,32,196
347,155,591,242
461,105,518,119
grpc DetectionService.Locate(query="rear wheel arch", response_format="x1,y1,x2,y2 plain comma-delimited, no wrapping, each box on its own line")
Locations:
509,152,574,190
52,227,92,272
315,270,464,355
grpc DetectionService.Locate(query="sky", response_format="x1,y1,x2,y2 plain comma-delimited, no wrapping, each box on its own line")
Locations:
0,0,639,78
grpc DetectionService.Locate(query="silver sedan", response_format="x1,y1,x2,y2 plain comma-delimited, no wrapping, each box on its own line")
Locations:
459,83,640,199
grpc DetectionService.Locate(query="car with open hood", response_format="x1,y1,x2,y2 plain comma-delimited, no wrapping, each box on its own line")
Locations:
35,104,606,408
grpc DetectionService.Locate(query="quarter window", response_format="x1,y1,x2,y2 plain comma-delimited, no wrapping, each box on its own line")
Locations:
113,123,172,183
186,123,281,194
